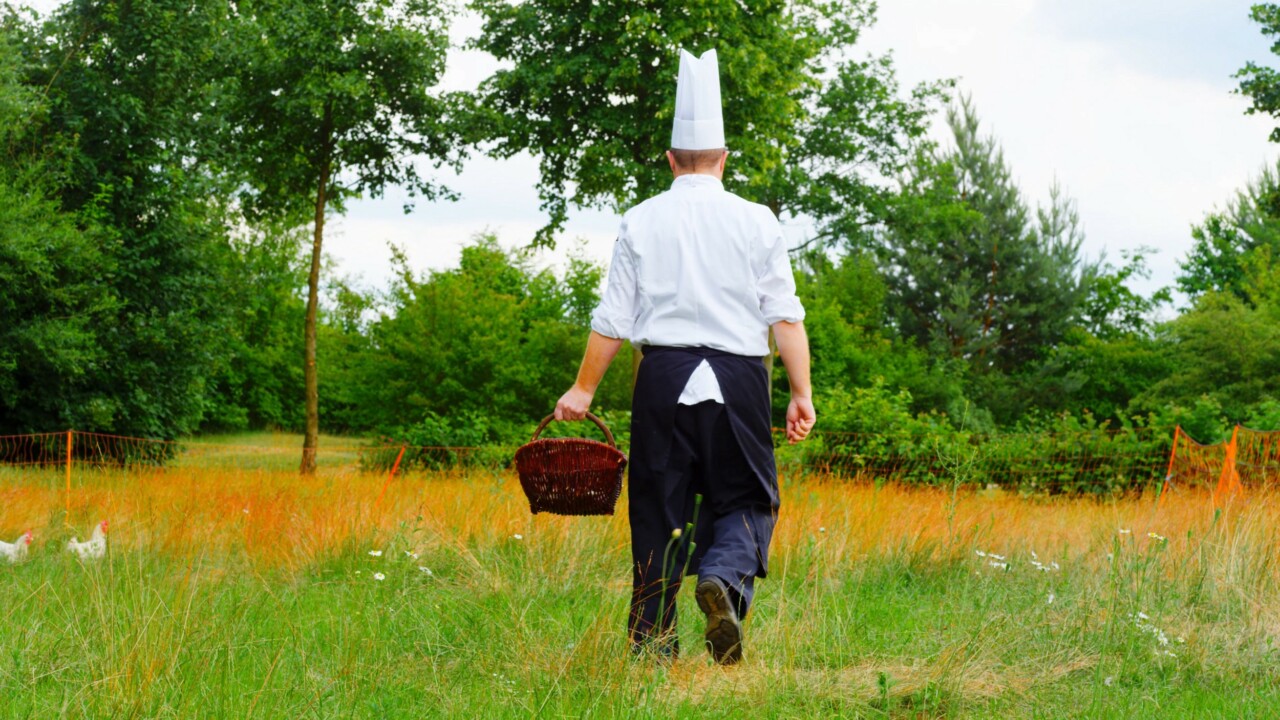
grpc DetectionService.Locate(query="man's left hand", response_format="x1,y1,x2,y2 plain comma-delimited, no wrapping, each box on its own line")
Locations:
555,385,593,421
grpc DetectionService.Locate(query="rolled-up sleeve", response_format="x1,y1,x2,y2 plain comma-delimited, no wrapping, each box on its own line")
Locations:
757,221,805,325
590,233,638,340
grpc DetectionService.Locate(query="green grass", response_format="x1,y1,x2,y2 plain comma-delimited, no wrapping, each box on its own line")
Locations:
1,439,1279,718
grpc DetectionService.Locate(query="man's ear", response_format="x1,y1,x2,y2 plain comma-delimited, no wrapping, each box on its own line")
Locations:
718,149,728,174
666,150,678,176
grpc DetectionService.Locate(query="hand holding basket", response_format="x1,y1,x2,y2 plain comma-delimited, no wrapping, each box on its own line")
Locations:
514,412,627,516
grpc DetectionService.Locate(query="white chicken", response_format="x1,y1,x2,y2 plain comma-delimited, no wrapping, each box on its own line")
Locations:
67,520,108,560
0,531,32,563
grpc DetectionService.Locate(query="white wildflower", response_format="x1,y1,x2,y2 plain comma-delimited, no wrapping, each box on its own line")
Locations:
975,550,988,558
513,534,523,541
373,572,385,581
368,550,383,557
1118,528,1131,534
1104,676,1114,687
419,566,433,576
1047,592,1056,605
988,561,1008,570
819,526,826,533
1148,532,1166,542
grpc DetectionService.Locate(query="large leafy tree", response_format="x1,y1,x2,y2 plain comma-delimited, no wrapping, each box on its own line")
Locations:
0,21,121,433
468,0,944,246
13,0,237,438
221,0,463,473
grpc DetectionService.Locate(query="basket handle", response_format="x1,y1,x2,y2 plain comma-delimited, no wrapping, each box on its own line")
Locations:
530,412,616,448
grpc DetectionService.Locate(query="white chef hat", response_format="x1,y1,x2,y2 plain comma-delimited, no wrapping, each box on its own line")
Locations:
670,49,725,150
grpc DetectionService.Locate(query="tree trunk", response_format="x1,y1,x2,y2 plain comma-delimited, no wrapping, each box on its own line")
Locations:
301,107,334,475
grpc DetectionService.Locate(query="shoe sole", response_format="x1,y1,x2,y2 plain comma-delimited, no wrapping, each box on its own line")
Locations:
696,580,743,665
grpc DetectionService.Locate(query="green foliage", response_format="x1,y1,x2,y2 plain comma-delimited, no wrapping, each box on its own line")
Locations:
1136,292,1280,426
0,27,120,434
333,235,631,436
469,0,944,245
1080,248,1172,339
1237,3,1280,144
12,0,240,438
221,0,462,220
200,222,308,432
878,99,1096,377
1180,158,1280,302
363,412,511,471
795,379,1168,494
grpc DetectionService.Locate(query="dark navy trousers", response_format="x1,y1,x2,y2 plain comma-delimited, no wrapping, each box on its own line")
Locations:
627,347,779,653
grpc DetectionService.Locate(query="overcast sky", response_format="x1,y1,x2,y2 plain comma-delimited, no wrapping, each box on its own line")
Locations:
19,0,1280,300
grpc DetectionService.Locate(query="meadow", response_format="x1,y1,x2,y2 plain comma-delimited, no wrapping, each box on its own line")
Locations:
1,433,1278,719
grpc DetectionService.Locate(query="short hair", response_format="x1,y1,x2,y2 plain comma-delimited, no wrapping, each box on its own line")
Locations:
669,148,727,171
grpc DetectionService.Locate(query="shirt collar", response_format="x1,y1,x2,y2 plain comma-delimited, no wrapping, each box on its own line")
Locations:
671,174,724,191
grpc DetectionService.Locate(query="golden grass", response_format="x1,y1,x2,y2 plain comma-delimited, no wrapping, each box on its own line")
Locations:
3,458,1276,585
5,448,1280,716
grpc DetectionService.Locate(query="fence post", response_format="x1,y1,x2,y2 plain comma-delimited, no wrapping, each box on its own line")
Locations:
1214,425,1244,505
375,445,408,512
65,429,73,525
1158,425,1180,506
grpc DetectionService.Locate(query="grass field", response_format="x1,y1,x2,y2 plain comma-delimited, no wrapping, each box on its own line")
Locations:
1,433,1278,718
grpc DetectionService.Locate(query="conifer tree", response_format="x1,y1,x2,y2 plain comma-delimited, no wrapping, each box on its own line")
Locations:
877,98,1095,408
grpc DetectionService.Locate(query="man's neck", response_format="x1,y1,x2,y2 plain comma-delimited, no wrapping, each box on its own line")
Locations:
671,169,724,181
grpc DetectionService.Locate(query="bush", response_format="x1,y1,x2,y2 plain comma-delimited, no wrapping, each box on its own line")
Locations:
362,412,514,472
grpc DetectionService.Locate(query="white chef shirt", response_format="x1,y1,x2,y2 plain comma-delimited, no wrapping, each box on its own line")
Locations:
590,174,806,404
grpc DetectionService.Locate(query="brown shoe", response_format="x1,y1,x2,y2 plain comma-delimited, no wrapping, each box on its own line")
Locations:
696,577,743,665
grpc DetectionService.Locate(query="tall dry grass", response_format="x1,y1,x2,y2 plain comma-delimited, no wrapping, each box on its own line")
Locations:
2,443,1279,717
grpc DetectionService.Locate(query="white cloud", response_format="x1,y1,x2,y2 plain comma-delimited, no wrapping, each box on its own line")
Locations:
861,0,1279,296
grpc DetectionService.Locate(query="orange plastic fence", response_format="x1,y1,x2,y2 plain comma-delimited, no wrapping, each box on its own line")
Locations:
3,427,1278,496
1163,424,1280,504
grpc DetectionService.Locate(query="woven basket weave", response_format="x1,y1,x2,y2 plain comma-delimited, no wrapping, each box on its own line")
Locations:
514,412,627,516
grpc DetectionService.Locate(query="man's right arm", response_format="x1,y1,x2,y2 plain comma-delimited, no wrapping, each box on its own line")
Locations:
773,320,815,444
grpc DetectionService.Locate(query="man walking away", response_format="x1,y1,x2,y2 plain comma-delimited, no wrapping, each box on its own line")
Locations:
555,48,815,665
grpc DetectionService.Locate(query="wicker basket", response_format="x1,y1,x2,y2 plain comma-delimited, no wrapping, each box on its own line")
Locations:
514,412,627,516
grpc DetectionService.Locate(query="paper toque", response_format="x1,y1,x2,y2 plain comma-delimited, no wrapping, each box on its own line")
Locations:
671,49,725,150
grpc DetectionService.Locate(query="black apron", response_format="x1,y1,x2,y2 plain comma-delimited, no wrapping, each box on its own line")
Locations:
626,345,779,649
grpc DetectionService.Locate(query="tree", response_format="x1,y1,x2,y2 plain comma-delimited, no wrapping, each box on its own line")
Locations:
468,0,944,246
0,22,120,433
222,0,463,473
13,0,238,439
875,99,1097,422
1179,159,1280,302
336,235,631,435
200,221,309,432
1135,292,1280,423
1079,248,1171,340
1236,3,1280,143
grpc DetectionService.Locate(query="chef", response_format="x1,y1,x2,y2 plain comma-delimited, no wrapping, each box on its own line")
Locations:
554,48,815,665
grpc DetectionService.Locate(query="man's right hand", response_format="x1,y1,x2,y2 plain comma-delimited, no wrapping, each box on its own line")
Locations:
786,395,816,444
555,384,594,421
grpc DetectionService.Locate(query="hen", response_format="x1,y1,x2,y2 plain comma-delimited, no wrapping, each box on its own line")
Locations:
0,531,32,563
67,520,108,559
